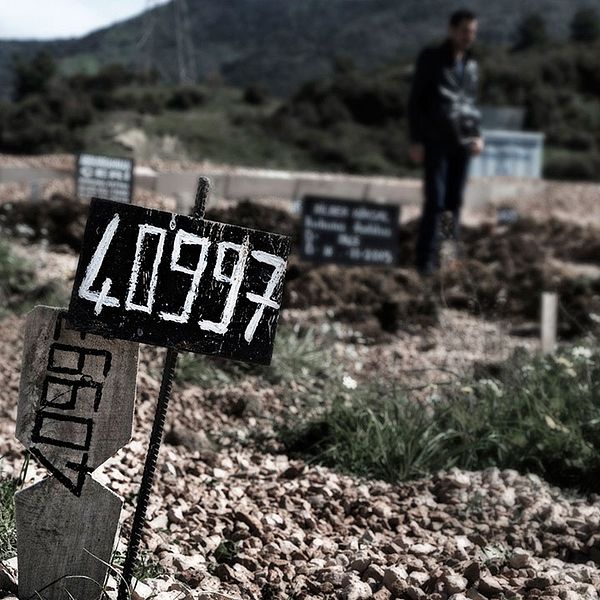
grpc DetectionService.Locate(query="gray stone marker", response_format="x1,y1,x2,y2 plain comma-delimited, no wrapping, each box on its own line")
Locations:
470,129,545,178
15,306,139,600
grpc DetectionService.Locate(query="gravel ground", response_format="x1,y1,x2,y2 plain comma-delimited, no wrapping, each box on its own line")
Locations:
0,157,599,599
0,300,597,600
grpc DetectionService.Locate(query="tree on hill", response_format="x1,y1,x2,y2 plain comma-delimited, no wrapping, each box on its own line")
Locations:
12,51,56,101
570,8,600,43
514,14,549,50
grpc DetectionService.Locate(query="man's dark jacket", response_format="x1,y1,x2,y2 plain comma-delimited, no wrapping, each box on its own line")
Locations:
408,40,481,148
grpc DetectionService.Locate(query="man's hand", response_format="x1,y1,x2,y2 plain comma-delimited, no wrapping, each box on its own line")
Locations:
409,143,425,164
470,137,485,156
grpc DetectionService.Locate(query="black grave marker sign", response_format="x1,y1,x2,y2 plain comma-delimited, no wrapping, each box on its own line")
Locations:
76,153,134,204
68,198,290,365
300,195,400,266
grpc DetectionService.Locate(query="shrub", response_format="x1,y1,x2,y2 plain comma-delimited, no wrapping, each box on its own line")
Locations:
243,84,268,105
571,8,600,43
544,151,600,181
576,49,600,95
12,51,56,101
141,91,166,114
0,240,67,315
85,64,132,93
166,86,206,110
545,127,596,152
513,14,549,51
111,549,165,582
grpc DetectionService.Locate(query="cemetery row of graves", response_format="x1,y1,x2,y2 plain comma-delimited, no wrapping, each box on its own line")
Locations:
0,153,598,599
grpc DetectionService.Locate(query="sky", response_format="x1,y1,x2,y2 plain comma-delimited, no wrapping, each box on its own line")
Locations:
0,0,170,40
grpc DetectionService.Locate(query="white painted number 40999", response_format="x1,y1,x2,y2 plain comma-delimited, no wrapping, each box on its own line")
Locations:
79,214,286,343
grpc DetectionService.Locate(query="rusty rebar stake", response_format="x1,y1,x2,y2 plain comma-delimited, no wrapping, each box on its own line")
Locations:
118,178,210,600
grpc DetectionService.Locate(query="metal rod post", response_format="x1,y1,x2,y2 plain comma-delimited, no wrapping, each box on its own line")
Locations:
118,348,178,600
118,178,209,599
192,176,210,219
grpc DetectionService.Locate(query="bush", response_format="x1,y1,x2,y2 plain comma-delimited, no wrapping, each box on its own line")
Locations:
544,151,600,181
513,14,549,51
47,90,95,128
12,51,56,101
112,90,165,114
166,86,206,110
0,239,39,312
545,127,596,152
571,8,600,43
111,549,165,582
282,348,600,491
281,69,407,130
576,49,600,95
84,64,132,93
243,84,268,105
0,91,87,153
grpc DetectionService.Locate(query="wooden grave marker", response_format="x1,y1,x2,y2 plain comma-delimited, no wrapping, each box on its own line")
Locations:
15,306,139,600
64,179,290,599
76,153,134,204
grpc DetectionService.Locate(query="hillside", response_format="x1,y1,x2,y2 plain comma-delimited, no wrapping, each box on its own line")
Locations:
3,35,600,182
0,0,597,97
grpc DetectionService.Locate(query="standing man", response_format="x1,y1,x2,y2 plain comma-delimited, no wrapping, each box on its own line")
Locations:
408,9,484,275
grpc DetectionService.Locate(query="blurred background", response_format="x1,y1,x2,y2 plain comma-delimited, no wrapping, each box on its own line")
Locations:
0,0,598,178
0,2,599,599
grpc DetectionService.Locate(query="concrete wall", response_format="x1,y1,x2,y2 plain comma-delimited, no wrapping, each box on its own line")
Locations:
156,167,424,212
0,166,70,184
0,161,546,212
0,164,159,191
156,166,545,212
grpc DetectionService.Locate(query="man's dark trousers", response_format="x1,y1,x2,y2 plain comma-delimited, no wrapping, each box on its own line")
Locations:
416,143,470,274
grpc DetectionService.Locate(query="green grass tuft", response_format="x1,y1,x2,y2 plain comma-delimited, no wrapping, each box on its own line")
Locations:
111,549,165,582
282,347,600,491
177,326,331,387
213,540,237,565
0,239,67,315
0,479,18,562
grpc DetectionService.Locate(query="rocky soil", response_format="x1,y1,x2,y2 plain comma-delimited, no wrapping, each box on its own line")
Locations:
3,191,600,341
0,303,598,600
0,158,599,598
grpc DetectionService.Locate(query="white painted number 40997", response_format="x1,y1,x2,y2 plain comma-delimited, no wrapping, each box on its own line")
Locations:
79,214,286,343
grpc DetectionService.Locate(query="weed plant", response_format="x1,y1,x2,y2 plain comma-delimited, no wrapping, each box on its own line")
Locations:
282,347,600,491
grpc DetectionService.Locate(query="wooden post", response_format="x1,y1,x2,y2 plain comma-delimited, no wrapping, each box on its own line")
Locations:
61,177,290,600
16,478,122,600
541,292,558,355
15,306,139,600
30,181,41,202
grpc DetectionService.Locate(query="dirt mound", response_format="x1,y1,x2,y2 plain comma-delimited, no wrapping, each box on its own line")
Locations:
285,217,600,338
2,195,599,337
0,194,88,251
206,199,298,240
284,262,438,335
